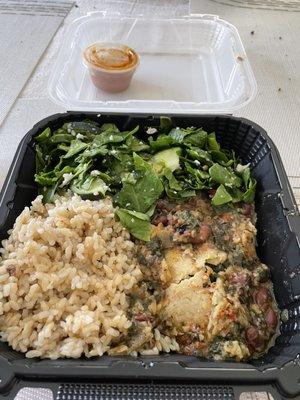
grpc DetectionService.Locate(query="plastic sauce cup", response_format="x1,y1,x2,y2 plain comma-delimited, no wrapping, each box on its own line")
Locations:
83,42,139,93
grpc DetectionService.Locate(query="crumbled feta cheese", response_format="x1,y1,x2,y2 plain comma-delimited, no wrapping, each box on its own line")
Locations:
90,170,100,176
125,203,131,207
93,192,99,196
110,149,117,155
59,173,74,188
194,160,201,166
76,133,84,140
146,127,157,135
236,163,250,173
97,113,101,117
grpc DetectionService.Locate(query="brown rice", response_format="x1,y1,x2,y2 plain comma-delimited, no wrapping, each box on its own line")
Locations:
0,195,143,359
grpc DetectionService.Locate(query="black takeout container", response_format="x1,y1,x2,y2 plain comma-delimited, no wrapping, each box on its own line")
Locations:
0,112,299,400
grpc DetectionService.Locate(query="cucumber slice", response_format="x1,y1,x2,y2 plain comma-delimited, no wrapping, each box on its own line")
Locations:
151,147,181,173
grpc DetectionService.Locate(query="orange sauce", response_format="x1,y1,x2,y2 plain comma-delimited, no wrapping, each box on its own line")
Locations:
84,44,138,71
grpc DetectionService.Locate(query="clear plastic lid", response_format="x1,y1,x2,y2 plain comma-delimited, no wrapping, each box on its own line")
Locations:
48,12,257,114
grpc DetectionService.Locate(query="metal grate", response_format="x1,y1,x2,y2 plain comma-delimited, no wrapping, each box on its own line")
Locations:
57,383,235,400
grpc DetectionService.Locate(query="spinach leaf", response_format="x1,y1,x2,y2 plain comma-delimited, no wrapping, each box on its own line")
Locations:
99,123,119,133
66,121,102,136
116,176,163,213
133,152,151,172
92,132,124,146
116,154,163,213
227,187,244,203
126,136,149,152
207,133,220,151
94,126,139,146
180,189,196,197
63,140,88,159
184,162,208,190
57,143,70,152
35,166,73,186
93,171,112,183
184,129,207,148
161,167,182,191
242,178,257,203
241,166,251,186
164,184,179,199
210,150,229,164
79,144,108,159
158,116,173,134
149,135,175,151
209,164,242,188
35,145,46,173
40,182,60,204
164,183,195,200
73,160,93,179
121,172,138,185
115,209,151,241
211,185,233,206
50,134,74,144
70,175,109,197
146,203,156,217
35,128,51,143
106,154,134,182
186,148,212,165
169,128,192,143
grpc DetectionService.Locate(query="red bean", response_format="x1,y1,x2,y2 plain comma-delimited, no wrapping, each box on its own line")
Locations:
220,213,233,223
199,225,212,242
188,225,212,244
152,214,168,226
265,308,278,328
242,203,253,217
231,273,248,285
208,189,217,198
156,200,172,211
188,235,201,244
246,326,264,349
182,225,212,244
134,313,154,322
255,287,270,306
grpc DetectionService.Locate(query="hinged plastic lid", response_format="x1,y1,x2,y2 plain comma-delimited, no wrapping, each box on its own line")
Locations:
48,12,257,114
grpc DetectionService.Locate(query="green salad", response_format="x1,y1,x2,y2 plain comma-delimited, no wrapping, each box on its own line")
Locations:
34,117,256,241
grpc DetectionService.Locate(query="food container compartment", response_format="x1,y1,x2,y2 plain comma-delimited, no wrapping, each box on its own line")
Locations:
48,13,257,114
0,112,299,399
